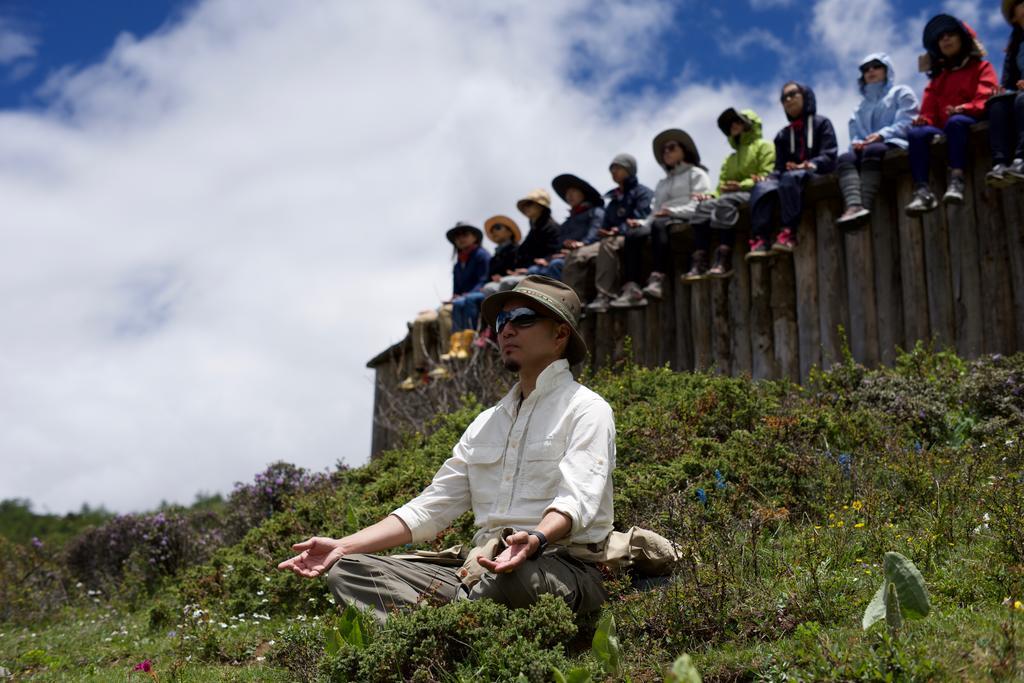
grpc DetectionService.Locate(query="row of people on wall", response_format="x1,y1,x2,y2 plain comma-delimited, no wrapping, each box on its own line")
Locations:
398,7,1024,389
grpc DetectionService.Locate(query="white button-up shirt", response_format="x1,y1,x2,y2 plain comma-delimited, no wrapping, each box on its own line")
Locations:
391,359,616,547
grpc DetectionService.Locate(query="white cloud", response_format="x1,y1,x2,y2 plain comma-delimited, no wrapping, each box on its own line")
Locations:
0,16,37,69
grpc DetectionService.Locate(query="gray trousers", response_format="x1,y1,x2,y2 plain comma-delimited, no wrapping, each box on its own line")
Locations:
325,549,606,622
690,191,750,230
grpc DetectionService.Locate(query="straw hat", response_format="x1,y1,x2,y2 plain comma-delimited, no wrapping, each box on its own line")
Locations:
484,215,522,244
516,188,552,214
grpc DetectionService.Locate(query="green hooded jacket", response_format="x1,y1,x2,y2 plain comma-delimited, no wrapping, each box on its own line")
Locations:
717,109,775,194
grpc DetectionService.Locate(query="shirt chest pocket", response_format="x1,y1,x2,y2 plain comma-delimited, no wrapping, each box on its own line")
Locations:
465,446,503,503
521,438,565,500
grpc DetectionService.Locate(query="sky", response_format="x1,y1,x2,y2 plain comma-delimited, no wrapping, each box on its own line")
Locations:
0,0,1012,513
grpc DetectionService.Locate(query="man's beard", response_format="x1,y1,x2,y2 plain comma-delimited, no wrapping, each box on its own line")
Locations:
502,357,521,372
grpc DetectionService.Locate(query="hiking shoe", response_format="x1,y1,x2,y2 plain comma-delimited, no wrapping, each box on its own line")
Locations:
609,281,648,308
986,164,1013,189
681,250,709,283
837,205,870,229
904,186,938,216
399,374,426,391
745,237,772,262
1007,158,1024,183
641,272,665,300
708,245,734,279
771,228,796,253
586,294,611,313
943,175,965,205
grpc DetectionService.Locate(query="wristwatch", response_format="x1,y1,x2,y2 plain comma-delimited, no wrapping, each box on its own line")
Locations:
527,530,548,560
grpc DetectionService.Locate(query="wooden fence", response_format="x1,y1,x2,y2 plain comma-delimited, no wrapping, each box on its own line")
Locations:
367,123,1024,455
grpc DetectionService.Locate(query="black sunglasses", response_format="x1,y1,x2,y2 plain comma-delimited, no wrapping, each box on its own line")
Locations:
860,61,886,72
495,307,549,334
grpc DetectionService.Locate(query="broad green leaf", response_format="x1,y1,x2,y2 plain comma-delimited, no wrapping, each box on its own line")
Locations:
335,605,367,649
862,580,887,630
325,628,343,656
592,612,622,676
667,653,702,682
515,674,529,683
885,581,903,631
883,552,930,618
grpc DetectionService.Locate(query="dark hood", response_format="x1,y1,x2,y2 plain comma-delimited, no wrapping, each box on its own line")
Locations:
784,83,818,121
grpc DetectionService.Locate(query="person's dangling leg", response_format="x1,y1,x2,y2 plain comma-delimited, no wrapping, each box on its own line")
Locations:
905,124,941,216
942,114,977,205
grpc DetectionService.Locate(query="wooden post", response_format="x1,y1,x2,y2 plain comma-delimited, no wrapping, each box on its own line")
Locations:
711,280,731,375
816,199,849,368
870,186,904,366
921,207,955,349
673,273,694,372
659,268,677,367
730,235,753,376
1003,188,1024,349
644,302,661,367
627,308,647,365
580,312,597,371
793,208,821,381
771,257,800,382
970,146,1017,354
690,282,712,371
843,217,881,366
749,260,775,379
896,175,930,346
947,180,983,359
594,312,613,369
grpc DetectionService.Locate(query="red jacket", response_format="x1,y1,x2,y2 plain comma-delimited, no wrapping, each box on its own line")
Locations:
919,57,998,128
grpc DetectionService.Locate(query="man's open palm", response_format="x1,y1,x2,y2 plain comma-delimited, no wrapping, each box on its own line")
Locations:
477,531,538,573
277,537,343,578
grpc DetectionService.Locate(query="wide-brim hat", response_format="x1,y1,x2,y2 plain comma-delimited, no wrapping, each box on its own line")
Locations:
551,174,605,208
481,274,588,366
445,221,483,245
716,108,752,137
922,14,985,55
484,215,522,244
516,188,552,214
1003,0,1022,24
652,128,702,167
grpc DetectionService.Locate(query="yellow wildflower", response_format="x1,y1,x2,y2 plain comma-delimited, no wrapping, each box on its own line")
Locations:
837,521,845,528
1015,600,1023,611
854,522,865,528
852,500,863,511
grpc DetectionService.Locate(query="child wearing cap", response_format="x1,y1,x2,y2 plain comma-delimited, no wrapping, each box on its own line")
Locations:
746,82,838,260
985,0,1024,187
399,223,490,390
683,108,774,282
904,14,997,215
836,54,918,228
575,154,654,312
611,129,712,308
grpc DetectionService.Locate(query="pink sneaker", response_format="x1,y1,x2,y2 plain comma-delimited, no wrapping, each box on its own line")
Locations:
772,228,796,253
745,236,771,262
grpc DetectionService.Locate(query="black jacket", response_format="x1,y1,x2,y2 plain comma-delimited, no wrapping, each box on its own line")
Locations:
1002,27,1023,90
513,211,561,269
602,176,654,232
489,241,518,278
772,84,838,174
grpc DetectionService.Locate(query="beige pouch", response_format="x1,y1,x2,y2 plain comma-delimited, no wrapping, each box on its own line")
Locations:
570,526,682,576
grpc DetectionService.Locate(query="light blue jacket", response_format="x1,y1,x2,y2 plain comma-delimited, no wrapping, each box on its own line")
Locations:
848,53,919,150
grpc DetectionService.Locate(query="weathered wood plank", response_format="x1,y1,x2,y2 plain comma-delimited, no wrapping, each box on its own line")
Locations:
658,269,677,367
921,205,955,349
843,218,881,366
771,257,800,382
593,310,614,369
793,207,821,381
729,235,753,376
749,260,775,380
947,174,983,359
644,300,660,367
690,281,712,371
896,175,930,346
673,272,694,372
870,185,903,365
970,146,1017,354
816,199,848,368
1000,186,1024,350
711,279,731,375
627,308,647,364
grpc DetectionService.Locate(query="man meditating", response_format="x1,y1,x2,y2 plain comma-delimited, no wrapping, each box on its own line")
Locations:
278,276,615,622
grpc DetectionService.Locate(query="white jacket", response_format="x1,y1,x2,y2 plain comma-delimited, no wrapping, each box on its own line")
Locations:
392,360,616,547
643,162,713,227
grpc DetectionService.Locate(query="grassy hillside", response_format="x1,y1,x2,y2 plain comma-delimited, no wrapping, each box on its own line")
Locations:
2,345,1023,681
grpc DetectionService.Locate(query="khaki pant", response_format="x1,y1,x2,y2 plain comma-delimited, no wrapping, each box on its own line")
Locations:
410,304,452,372
561,237,624,303
325,548,606,623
